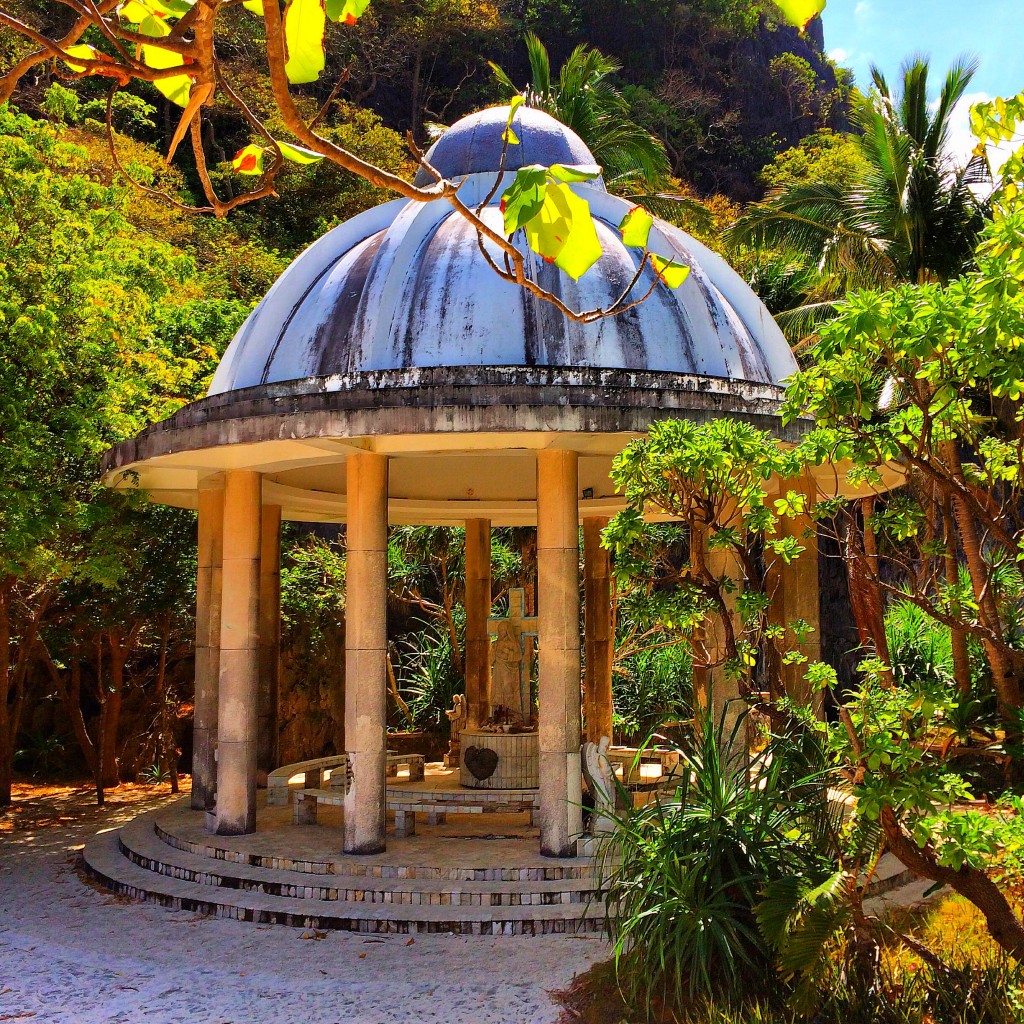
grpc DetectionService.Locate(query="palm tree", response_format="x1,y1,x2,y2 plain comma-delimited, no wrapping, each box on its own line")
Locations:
729,57,989,326
491,34,672,192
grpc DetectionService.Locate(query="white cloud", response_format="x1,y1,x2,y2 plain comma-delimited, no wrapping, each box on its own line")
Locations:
829,47,851,64
854,1,872,18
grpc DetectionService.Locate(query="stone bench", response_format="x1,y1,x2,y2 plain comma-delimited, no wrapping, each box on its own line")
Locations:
389,801,484,838
292,788,344,825
269,753,425,807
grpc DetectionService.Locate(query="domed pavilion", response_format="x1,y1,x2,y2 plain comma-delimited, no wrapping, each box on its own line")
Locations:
101,106,814,867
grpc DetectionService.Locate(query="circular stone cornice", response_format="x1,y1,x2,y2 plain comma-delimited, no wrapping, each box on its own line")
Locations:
101,366,803,476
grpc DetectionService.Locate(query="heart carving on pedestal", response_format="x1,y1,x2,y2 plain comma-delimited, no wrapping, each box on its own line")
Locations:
464,745,499,781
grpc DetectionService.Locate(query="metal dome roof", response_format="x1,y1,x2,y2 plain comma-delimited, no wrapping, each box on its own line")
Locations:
208,106,795,397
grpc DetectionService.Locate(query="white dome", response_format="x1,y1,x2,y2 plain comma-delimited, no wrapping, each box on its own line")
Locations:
209,107,794,396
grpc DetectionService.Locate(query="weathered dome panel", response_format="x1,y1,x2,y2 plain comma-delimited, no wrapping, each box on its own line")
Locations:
209,106,795,398
412,106,600,187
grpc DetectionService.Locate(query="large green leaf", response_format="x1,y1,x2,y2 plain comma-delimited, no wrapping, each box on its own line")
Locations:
501,165,548,235
774,0,826,31
284,0,327,84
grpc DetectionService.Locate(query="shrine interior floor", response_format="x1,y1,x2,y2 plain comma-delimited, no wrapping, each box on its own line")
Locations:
0,785,606,1024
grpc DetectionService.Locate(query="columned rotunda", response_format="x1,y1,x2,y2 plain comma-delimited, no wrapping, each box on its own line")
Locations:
99,105,810,879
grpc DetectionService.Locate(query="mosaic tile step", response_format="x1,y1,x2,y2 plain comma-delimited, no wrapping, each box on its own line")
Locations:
153,799,601,881
117,815,606,907
83,829,607,936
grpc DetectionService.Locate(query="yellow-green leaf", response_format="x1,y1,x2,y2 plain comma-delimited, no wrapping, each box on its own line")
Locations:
325,0,370,25
62,44,108,72
525,182,601,281
774,0,826,31
139,12,171,38
547,163,601,183
120,0,193,22
232,144,266,175
284,0,327,83
650,253,690,289
278,141,325,165
620,206,654,248
141,41,192,106
242,0,265,13
501,95,525,145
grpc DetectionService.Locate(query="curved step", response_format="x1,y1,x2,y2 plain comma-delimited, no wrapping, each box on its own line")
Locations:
154,808,599,881
83,830,606,935
118,816,606,907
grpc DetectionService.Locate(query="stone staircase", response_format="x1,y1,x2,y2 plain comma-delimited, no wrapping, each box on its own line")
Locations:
82,803,607,936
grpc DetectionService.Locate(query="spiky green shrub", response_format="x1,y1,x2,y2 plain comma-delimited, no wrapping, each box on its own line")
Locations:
603,709,835,1012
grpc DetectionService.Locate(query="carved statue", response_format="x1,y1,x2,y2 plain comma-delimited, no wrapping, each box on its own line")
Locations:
486,588,537,727
581,735,618,836
444,693,468,767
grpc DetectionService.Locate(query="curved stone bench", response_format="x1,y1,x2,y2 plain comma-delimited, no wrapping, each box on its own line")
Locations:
268,752,424,807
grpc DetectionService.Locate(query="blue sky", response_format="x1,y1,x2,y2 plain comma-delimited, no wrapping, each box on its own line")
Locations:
820,0,1023,164
821,0,1023,98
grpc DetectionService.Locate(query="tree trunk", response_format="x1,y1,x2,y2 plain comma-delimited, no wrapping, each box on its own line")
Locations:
94,638,106,807
942,500,972,696
0,580,13,807
41,644,97,777
880,804,1024,960
154,616,179,793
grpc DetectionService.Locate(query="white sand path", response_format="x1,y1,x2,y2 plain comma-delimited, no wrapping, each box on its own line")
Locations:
0,790,605,1024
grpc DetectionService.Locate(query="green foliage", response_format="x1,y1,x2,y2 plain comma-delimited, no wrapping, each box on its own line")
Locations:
613,638,692,739
731,57,990,333
604,709,835,1008
492,33,671,191
0,103,233,579
394,620,465,733
758,129,866,193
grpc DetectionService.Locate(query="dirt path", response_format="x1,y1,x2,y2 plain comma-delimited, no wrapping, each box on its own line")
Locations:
0,783,604,1024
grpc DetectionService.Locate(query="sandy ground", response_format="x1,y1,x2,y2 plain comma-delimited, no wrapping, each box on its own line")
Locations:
0,783,606,1024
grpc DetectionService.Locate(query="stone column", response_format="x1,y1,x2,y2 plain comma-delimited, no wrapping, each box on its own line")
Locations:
583,517,614,745
192,477,223,812
215,470,262,836
344,452,389,855
464,519,492,727
257,503,282,780
766,487,822,712
536,449,583,857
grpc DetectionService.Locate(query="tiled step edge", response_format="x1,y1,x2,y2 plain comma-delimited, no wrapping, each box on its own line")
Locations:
153,817,600,881
84,830,607,936
119,821,606,907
